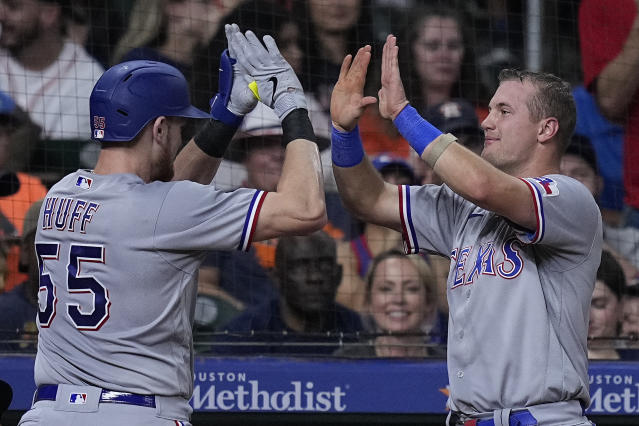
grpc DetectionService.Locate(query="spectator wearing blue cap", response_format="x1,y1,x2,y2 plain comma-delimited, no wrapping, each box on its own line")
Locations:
424,98,484,156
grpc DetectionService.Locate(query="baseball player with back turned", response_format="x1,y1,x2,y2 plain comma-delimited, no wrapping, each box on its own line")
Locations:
330,36,602,425
18,24,326,425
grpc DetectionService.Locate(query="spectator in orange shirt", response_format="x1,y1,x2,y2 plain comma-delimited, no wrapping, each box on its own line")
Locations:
0,92,47,292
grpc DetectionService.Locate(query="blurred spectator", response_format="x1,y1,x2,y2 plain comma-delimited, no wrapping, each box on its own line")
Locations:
112,0,227,79
335,250,446,358
399,5,485,115
619,284,639,360
621,284,639,339
192,265,245,352
560,134,639,281
0,0,104,139
588,250,625,360
579,0,639,229
295,0,375,114
0,92,47,292
213,231,363,355
64,0,128,68
424,98,484,156
572,85,625,225
0,199,42,352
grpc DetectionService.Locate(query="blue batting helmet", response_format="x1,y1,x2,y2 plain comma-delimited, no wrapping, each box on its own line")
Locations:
90,60,209,142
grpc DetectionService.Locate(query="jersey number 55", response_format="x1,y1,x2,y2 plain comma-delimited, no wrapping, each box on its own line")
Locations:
36,243,110,331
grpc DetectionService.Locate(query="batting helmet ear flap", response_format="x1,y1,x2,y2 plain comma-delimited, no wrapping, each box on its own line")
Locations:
90,60,210,142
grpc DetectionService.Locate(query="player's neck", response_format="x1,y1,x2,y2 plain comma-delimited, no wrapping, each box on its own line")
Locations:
504,156,560,179
93,147,151,182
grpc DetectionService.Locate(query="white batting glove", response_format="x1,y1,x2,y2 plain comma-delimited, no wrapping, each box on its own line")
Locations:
230,29,307,120
224,24,258,117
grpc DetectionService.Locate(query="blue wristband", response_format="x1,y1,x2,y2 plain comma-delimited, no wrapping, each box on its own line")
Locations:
331,125,365,167
393,104,442,156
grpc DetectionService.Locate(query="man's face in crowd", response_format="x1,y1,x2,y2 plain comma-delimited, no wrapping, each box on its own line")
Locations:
244,141,285,192
278,237,341,314
560,153,600,197
0,0,43,54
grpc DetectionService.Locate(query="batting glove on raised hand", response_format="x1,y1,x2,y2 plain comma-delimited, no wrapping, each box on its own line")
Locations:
230,29,307,120
209,24,258,126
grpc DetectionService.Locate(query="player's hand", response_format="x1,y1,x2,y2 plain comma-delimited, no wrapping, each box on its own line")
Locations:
330,45,377,132
209,24,258,126
230,29,306,120
378,34,409,120
225,24,259,116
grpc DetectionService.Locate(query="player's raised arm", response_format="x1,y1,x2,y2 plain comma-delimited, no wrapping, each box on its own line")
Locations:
173,24,258,183
229,26,327,240
330,46,403,231
379,34,537,231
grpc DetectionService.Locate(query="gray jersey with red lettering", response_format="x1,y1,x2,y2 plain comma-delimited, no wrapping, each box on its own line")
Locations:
399,174,602,417
33,170,266,398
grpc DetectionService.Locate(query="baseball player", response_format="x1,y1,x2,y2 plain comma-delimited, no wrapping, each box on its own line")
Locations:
330,36,602,425
18,25,325,425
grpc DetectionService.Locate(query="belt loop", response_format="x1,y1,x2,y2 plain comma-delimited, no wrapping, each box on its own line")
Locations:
493,408,511,426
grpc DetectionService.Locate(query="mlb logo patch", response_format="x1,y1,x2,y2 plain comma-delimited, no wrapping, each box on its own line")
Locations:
69,393,87,404
94,129,104,139
76,176,92,189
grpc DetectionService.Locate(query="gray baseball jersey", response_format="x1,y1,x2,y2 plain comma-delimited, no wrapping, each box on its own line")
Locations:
33,170,266,399
399,174,602,417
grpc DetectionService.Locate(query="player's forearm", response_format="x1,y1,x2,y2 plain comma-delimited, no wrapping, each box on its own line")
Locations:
596,16,639,121
333,160,387,221
428,141,537,230
273,140,327,233
268,109,328,235
331,125,401,229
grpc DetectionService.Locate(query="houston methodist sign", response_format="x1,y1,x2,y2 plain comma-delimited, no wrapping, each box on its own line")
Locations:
2,356,639,415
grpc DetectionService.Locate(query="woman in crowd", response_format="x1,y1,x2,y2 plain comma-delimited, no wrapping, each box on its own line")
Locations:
336,250,446,358
588,250,626,360
359,4,486,158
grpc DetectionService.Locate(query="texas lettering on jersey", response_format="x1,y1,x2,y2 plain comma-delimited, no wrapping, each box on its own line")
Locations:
41,197,100,234
450,237,524,289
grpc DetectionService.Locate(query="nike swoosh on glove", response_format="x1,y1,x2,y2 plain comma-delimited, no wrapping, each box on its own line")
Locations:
230,29,307,119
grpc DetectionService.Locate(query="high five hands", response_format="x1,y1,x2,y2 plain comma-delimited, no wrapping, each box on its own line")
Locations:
330,34,410,132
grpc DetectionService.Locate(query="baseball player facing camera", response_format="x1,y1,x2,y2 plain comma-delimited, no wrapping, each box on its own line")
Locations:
331,36,602,425
19,25,325,426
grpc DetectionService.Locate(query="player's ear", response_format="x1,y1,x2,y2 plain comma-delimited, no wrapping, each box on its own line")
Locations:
151,116,169,146
538,117,559,144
